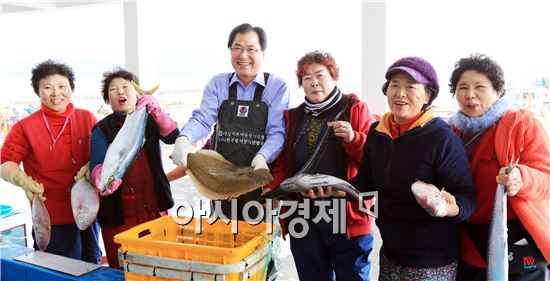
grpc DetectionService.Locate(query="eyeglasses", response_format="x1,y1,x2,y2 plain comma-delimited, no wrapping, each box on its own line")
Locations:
229,46,261,55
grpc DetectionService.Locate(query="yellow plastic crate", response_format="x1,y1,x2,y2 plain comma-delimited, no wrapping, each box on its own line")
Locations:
114,216,274,281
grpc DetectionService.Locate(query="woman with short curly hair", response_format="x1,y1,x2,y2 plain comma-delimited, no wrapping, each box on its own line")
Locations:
448,53,550,281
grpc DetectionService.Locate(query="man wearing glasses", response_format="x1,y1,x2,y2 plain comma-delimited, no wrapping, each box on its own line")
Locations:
171,23,289,280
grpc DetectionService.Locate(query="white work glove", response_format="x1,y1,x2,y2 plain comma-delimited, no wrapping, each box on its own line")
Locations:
251,154,269,171
171,136,197,167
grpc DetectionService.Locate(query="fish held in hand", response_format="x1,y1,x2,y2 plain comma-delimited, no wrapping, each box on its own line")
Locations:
71,178,100,231
262,174,376,217
187,150,273,200
100,107,147,193
487,184,508,280
261,174,362,201
486,156,518,280
280,174,362,200
32,193,51,251
411,180,447,217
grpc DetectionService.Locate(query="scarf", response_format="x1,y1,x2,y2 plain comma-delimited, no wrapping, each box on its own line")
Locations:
304,86,342,117
447,97,510,134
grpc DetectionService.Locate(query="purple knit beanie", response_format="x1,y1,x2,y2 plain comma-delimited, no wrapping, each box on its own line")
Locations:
385,56,439,97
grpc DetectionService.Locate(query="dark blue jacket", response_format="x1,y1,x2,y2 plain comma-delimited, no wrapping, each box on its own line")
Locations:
351,116,476,268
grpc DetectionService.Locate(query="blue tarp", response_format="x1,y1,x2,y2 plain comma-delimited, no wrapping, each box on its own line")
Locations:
0,244,124,281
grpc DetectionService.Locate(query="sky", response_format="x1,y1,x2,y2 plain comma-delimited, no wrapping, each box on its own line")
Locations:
1,0,549,112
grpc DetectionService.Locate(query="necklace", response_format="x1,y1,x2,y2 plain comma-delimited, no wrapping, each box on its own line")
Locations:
41,110,70,151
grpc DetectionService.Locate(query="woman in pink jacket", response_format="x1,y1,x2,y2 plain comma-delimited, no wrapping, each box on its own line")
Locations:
448,53,550,280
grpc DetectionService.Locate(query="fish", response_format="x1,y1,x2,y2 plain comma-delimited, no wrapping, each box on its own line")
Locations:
487,156,518,280
99,82,159,193
71,178,100,230
411,180,447,217
261,173,375,217
32,193,51,251
99,107,148,193
186,149,273,200
258,101,353,204
487,183,508,280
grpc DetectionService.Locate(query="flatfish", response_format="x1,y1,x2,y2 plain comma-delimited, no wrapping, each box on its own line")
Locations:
187,150,273,199
71,178,100,230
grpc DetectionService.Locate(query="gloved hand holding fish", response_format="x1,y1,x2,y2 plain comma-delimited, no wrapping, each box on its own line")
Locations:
251,154,269,171
71,178,100,231
134,81,177,137
186,150,273,200
5,168,45,201
171,136,198,167
411,180,450,217
74,161,91,182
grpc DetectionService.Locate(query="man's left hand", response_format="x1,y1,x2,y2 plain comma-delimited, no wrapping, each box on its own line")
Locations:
251,154,268,171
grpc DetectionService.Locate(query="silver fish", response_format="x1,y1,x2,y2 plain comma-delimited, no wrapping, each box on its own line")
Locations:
100,107,147,193
71,178,99,230
487,156,517,280
272,174,375,217
487,184,508,281
32,193,51,251
280,173,359,197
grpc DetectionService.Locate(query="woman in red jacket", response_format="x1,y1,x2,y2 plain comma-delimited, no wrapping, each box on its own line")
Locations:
264,50,376,280
0,59,101,263
448,53,550,280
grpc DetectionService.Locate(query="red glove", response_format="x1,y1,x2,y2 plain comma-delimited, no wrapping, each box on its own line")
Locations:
91,164,122,196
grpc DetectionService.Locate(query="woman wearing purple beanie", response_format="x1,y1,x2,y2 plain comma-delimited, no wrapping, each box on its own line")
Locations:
349,56,477,280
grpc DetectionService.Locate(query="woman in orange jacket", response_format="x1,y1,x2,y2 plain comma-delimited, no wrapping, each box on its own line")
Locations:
448,53,550,280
